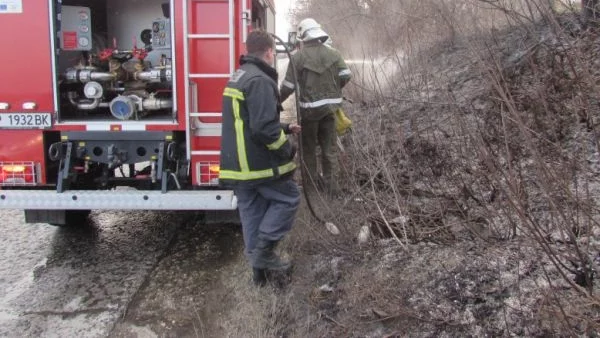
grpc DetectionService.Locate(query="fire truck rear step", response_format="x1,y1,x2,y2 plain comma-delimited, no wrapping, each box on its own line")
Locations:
0,190,237,210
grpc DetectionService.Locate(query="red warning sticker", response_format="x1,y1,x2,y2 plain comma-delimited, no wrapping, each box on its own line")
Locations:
62,31,77,50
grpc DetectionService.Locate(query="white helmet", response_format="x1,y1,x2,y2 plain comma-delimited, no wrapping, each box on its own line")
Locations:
297,18,329,43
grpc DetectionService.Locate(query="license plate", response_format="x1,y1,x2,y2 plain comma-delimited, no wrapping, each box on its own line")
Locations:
0,113,52,129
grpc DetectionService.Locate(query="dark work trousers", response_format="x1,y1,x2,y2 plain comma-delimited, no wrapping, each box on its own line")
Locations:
301,112,338,193
234,177,301,261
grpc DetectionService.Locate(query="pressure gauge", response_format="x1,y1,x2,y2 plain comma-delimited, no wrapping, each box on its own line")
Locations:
78,37,90,47
84,82,104,99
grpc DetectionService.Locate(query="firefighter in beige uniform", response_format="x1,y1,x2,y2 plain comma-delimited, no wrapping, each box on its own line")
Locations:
280,18,352,195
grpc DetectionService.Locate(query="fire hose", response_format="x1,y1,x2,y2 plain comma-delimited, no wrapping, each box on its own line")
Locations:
271,34,333,228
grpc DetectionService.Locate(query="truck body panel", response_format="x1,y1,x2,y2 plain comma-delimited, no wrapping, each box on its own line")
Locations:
0,0,278,221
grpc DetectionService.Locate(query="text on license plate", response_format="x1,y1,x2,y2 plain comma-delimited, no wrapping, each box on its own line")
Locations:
0,113,52,129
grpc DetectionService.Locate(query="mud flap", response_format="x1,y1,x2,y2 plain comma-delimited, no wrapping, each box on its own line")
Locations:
24,209,91,226
202,210,241,225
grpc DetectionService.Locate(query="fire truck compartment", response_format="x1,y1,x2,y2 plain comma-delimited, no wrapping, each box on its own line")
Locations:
54,0,176,123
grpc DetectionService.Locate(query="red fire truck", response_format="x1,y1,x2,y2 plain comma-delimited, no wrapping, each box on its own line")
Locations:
0,0,277,225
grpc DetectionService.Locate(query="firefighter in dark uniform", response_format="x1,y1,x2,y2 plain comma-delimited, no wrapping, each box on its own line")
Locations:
220,31,301,286
280,18,352,196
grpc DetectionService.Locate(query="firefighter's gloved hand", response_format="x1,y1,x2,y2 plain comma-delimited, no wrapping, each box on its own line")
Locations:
288,123,301,135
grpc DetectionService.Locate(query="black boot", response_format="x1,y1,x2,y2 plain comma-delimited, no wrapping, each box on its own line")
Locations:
252,268,267,287
252,239,291,272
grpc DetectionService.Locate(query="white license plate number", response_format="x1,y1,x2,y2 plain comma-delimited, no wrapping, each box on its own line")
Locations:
0,113,52,129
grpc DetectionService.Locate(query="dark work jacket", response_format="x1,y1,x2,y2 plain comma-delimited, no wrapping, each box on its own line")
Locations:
219,55,296,187
280,41,352,121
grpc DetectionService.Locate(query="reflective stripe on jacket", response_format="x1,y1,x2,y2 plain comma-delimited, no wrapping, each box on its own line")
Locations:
219,56,296,186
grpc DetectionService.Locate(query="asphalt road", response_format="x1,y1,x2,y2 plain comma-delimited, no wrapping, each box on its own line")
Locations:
0,209,243,337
